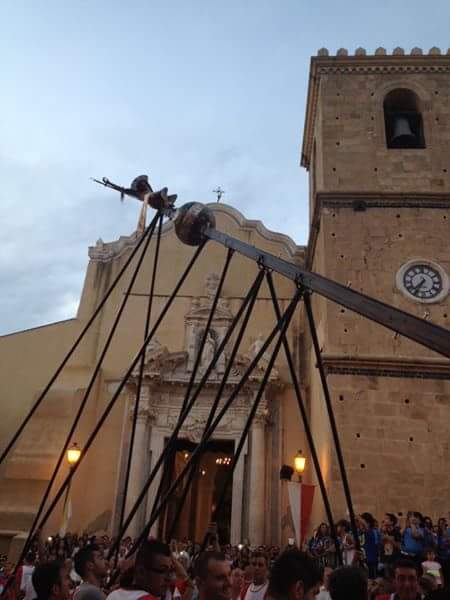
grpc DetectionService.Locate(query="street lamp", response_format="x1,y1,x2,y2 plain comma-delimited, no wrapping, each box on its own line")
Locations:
61,443,81,535
294,450,306,481
67,443,81,468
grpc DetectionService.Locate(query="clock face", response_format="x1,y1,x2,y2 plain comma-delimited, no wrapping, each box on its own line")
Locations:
403,264,443,300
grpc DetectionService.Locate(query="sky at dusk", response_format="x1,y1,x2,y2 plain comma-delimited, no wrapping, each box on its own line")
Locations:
1,0,448,334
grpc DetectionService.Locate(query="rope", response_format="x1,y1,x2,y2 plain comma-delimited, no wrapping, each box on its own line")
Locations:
199,286,302,551
303,292,360,552
14,212,161,570
166,268,264,540
266,272,342,564
128,286,302,556
116,213,163,553
108,270,265,559
148,248,234,527
30,243,206,537
0,217,159,467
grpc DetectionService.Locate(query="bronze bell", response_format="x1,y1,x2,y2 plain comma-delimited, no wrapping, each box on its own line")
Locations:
390,115,418,148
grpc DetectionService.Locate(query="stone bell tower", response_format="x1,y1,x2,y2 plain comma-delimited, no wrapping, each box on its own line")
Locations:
301,47,450,522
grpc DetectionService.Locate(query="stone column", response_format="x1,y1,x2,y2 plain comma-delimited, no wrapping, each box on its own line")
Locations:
230,438,247,545
146,429,165,538
124,400,151,539
248,416,266,545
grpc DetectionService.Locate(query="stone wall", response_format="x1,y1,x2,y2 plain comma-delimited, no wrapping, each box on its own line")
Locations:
303,48,450,525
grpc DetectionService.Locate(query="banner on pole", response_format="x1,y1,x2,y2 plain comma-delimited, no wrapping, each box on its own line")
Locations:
60,492,72,536
287,481,315,546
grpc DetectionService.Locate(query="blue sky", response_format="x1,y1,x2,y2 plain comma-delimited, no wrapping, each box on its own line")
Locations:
1,0,448,334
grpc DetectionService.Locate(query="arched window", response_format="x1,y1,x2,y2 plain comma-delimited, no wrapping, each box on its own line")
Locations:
384,88,425,149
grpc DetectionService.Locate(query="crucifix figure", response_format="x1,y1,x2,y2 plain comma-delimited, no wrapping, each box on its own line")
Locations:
213,186,225,202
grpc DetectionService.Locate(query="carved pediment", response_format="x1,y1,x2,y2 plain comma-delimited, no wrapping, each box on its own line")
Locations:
134,338,188,377
228,351,279,381
129,278,280,386
165,413,236,443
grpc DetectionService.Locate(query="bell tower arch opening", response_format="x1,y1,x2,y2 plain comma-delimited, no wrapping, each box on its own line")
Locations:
383,88,426,149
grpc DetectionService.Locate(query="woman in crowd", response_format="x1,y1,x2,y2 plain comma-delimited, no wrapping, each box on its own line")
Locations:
308,523,336,569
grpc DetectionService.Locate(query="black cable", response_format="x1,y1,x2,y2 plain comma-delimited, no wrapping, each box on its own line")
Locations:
128,288,301,556
148,248,234,527
31,243,206,536
0,216,160,467
109,270,265,558
15,212,161,569
116,213,163,550
166,268,264,540
303,292,360,552
200,287,302,551
265,272,342,564
180,248,234,415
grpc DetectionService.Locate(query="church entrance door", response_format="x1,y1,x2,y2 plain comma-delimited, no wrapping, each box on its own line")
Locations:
160,439,234,543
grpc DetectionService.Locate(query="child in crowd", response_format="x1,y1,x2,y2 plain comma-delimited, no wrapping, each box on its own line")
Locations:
421,548,443,587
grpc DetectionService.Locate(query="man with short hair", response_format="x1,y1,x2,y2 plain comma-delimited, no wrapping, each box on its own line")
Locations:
243,552,268,600
73,545,108,600
328,567,367,600
107,540,172,600
376,559,422,600
32,561,71,600
266,549,320,600
194,551,231,600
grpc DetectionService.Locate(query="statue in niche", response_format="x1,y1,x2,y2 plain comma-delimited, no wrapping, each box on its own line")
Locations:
205,273,220,300
247,333,271,369
201,330,216,370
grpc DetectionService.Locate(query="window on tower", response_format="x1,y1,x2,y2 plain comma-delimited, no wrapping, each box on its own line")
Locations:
384,88,426,149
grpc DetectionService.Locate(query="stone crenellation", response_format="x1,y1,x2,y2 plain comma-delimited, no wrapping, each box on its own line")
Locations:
316,47,449,57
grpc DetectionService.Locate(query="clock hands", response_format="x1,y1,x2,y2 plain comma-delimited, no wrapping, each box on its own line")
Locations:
411,276,426,293
400,264,444,301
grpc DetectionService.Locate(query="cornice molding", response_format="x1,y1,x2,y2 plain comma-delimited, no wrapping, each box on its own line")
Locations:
305,192,450,269
89,203,305,263
321,354,450,380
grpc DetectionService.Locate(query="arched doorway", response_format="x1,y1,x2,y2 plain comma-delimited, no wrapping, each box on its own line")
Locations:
160,439,234,543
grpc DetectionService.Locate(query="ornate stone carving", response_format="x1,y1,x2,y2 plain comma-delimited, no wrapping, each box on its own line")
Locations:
89,231,140,262
126,274,280,391
205,273,220,299
245,333,279,378
200,330,217,371
162,412,237,443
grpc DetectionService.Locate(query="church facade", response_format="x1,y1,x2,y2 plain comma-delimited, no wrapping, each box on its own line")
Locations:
0,48,449,555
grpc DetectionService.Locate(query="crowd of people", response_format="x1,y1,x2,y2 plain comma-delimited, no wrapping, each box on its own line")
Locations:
306,512,450,579
0,510,449,600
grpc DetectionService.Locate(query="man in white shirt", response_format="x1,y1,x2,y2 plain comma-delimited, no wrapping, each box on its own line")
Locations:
244,552,269,600
107,540,173,600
